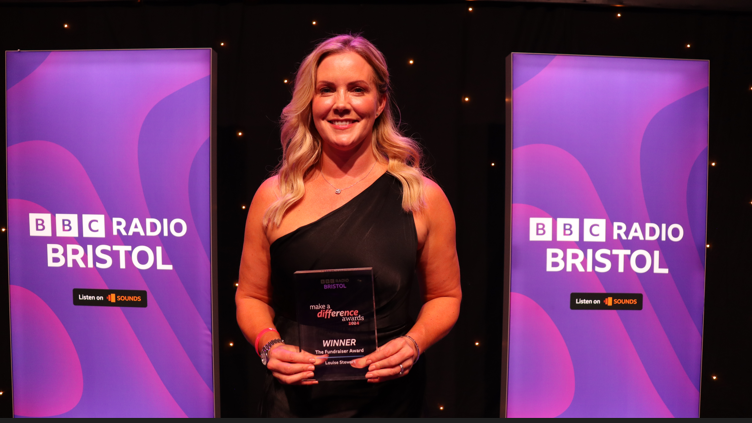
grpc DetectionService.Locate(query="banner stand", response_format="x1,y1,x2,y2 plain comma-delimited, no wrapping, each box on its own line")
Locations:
6,48,219,417
502,52,708,418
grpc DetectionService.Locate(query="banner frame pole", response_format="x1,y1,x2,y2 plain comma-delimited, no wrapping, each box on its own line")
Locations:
4,49,16,419
209,47,220,418
500,51,514,418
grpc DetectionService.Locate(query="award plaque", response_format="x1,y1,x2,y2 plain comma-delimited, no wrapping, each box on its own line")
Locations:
295,267,378,381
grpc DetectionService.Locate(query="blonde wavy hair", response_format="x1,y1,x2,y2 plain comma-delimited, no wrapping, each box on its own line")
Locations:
264,34,426,227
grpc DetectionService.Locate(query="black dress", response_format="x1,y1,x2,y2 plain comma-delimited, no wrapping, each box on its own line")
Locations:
261,172,426,417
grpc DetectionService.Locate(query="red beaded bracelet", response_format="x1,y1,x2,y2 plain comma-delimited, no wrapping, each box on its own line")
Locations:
255,328,279,355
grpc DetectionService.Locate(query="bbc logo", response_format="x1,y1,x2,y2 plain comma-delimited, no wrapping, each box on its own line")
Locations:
29,213,105,238
529,218,606,242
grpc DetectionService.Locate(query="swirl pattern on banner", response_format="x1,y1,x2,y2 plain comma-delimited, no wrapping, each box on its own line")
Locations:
6,50,214,417
508,54,708,418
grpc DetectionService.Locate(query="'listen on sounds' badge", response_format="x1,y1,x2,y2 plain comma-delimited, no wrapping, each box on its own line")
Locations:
73,288,148,308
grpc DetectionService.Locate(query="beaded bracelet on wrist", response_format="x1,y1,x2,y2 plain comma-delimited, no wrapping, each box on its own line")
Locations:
259,338,284,367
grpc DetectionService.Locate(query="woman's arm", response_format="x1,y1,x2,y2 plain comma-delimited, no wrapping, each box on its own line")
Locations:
353,178,462,382
236,177,319,385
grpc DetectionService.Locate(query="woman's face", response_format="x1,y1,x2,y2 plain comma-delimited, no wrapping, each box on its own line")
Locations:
312,51,386,153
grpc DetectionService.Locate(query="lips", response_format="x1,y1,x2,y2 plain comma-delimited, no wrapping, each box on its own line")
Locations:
328,119,358,129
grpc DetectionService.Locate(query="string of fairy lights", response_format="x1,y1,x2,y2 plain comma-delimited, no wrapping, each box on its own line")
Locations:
1,2,744,414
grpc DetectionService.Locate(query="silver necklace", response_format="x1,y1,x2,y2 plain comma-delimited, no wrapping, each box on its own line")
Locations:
320,162,377,194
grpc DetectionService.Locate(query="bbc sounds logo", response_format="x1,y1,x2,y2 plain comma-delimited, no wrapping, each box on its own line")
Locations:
529,217,681,275
29,213,185,271
570,292,643,310
73,288,147,308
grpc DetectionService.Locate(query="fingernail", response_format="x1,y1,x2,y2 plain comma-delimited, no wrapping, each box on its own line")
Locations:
366,373,373,378
368,365,375,371
366,360,372,365
308,372,315,377
309,358,315,363
307,366,315,371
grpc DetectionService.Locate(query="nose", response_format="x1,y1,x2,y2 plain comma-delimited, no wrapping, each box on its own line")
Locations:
332,89,350,116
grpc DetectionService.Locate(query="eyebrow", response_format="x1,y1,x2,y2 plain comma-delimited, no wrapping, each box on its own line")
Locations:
317,80,370,85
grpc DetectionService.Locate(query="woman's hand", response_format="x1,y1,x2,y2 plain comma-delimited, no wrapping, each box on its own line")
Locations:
351,336,418,383
266,344,326,385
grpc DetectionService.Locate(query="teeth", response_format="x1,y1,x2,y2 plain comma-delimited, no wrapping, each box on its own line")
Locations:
331,120,355,125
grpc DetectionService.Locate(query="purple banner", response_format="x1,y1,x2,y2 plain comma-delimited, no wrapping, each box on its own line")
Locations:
6,49,215,417
505,54,708,417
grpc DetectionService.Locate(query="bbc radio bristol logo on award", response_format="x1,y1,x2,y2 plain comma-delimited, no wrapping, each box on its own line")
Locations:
528,217,686,275
28,213,185,271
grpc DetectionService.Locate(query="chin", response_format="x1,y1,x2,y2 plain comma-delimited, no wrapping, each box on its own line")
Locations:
327,138,366,151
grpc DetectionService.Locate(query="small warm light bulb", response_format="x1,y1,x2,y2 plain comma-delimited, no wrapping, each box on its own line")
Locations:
0,391,3,395
468,7,473,11
439,406,444,411
464,97,470,102
283,79,288,83
238,131,243,137
686,44,691,48
220,42,225,46
706,244,710,248
312,21,317,25
64,23,69,28
229,342,234,347
235,282,239,287
617,13,621,17
241,205,246,210
408,59,414,65
475,342,480,346
711,162,716,166
712,375,717,380
1,228,5,232
491,163,495,167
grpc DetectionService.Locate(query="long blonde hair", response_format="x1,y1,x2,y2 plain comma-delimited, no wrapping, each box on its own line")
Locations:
264,34,426,227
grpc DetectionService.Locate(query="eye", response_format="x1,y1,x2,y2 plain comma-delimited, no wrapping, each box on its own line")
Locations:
352,86,367,94
319,87,333,94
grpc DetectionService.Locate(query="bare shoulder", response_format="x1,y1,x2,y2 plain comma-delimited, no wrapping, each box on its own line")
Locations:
414,176,454,248
252,175,280,209
244,175,279,237
421,176,454,221
422,176,444,199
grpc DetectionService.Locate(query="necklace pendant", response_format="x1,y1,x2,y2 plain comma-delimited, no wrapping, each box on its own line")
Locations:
335,189,341,194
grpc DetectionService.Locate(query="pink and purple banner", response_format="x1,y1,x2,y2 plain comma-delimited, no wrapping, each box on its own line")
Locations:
504,54,708,417
6,49,217,417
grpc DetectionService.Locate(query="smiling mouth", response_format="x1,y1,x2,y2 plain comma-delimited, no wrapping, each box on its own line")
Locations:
329,120,358,126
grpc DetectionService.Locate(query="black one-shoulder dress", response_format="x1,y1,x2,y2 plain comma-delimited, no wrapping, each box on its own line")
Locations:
261,172,426,417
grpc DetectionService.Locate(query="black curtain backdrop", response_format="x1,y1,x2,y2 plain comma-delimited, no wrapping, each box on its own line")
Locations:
1,1,750,418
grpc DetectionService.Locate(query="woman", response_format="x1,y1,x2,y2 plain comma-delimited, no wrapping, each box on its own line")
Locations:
236,34,461,417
